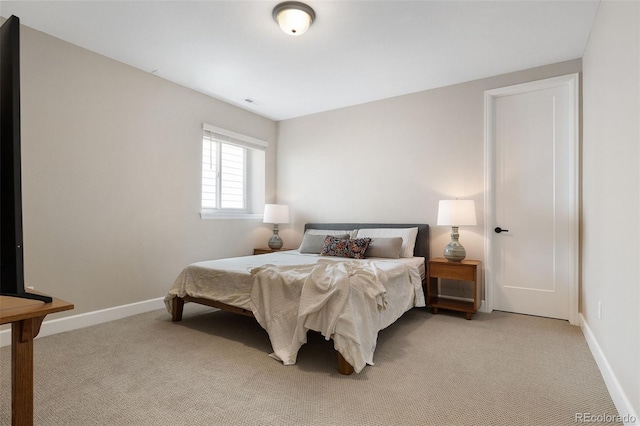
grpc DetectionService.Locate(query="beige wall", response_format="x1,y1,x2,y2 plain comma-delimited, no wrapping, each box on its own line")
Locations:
276,59,581,298
582,0,640,417
15,24,277,318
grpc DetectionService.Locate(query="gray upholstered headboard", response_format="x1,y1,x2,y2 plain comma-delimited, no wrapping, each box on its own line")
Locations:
304,223,430,260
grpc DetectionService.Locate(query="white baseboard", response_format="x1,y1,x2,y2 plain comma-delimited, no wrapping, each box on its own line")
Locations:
580,314,639,426
0,297,166,348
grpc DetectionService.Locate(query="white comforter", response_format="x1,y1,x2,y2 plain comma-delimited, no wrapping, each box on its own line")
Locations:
251,260,413,373
165,251,425,373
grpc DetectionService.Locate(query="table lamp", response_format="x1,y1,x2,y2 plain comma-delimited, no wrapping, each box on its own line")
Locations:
437,199,477,262
263,204,290,249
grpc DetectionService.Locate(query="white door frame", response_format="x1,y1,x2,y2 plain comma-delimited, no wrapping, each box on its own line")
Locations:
483,73,580,325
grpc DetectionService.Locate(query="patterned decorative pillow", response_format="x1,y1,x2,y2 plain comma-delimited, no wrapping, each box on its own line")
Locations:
320,236,372,259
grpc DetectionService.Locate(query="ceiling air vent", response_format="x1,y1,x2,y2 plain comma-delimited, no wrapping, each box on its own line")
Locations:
243,98,263,106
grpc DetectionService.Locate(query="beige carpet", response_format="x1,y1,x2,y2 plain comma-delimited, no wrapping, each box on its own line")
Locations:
1,305,620,425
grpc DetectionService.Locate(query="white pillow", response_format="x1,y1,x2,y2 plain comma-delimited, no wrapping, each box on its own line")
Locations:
354,228,419,258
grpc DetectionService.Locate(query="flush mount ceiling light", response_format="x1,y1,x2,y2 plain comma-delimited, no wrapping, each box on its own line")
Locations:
272,1,315,36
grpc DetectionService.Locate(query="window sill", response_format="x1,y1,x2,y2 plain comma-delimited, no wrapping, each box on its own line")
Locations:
200,211,263,220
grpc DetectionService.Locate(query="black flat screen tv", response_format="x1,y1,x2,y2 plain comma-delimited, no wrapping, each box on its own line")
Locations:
0,16,51,303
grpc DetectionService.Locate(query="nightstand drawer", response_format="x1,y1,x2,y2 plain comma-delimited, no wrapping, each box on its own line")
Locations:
429,262,476,281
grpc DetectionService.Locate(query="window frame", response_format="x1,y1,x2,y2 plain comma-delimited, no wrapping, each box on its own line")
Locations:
200,124,267,220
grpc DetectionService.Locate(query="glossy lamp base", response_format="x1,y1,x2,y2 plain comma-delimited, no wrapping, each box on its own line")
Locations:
443,226,466,262
267,224,283,249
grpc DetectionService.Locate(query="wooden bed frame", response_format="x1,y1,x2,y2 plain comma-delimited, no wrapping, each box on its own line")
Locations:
171,223,430,375
171,295,356,374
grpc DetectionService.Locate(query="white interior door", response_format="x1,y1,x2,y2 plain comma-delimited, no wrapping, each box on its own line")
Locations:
484,74,579,324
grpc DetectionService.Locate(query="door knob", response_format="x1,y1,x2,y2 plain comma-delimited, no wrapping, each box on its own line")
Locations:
494,227,509,233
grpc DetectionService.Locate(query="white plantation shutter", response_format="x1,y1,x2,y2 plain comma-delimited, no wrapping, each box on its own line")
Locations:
220,143,244,209
201,124,267,214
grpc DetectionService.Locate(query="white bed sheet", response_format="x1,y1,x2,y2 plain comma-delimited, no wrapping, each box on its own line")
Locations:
164,250,425,316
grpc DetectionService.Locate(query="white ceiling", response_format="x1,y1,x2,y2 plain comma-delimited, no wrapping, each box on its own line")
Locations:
1,1,599,121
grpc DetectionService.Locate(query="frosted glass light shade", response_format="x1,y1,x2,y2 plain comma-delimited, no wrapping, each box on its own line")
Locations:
263,204,290,224
437,200,477,226
273,2,315,36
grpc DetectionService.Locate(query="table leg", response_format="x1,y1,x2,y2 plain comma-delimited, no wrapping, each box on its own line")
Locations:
11,316,44,426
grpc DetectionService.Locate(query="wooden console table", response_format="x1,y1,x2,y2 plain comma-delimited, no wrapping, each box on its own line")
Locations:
0,294,73,426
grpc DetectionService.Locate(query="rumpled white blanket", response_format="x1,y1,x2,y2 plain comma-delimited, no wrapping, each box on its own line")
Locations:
249,260,404,373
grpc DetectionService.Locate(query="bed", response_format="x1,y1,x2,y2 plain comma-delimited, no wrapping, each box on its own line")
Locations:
165,223,429,375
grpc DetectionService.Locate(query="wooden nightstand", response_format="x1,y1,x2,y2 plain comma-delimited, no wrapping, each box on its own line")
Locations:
426,258,481,320
253,247,294,255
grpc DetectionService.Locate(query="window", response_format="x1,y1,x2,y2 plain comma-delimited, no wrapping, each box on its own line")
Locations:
202,136,246,210
201,124,267,218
